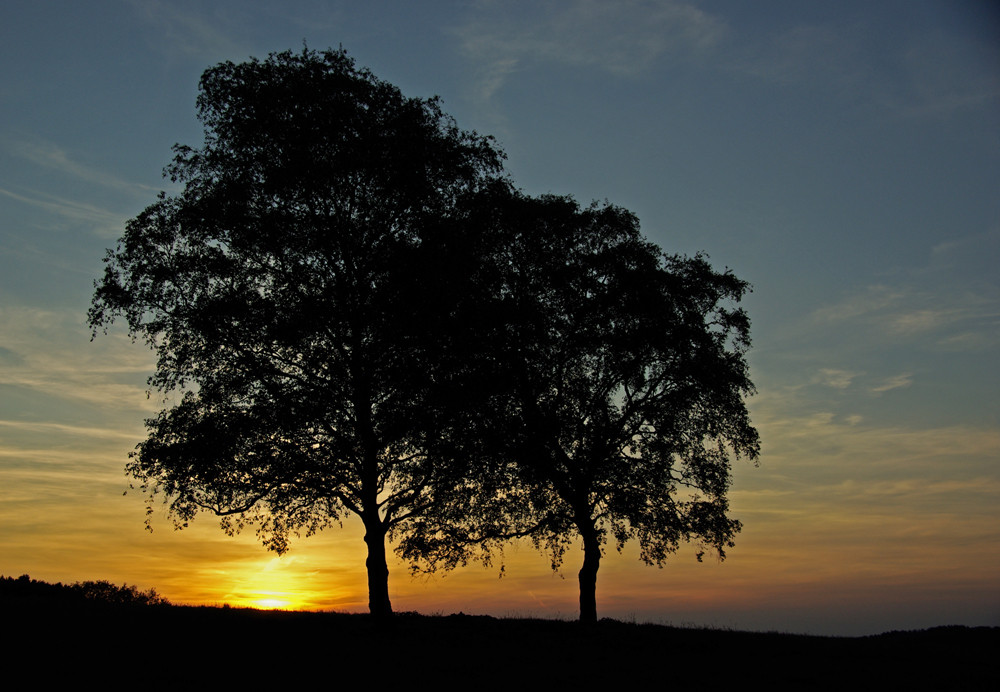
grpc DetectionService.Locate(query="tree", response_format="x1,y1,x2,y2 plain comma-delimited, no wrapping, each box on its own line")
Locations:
88,47,505,617
402,191,760,623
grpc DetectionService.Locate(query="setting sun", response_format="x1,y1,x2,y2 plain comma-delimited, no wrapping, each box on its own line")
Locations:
215,557,338,611
244,595,296,610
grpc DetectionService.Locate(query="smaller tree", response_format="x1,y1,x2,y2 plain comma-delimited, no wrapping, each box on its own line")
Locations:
402,190,759,623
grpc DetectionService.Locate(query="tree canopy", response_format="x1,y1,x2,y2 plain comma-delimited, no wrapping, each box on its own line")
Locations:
91,46,758,623
401,190,760,623
89,47,505,617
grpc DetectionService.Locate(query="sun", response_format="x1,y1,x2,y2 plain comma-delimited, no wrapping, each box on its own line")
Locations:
231,588,312,611
223,557,323,611
246,593,297,610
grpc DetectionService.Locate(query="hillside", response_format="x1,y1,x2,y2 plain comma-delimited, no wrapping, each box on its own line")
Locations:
4,575,995,689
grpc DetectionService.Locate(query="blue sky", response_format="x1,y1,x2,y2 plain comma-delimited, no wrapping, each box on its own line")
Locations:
1,0,997,635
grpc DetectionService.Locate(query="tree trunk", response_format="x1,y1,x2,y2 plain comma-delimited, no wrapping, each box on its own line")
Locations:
355,377,392,618
578,523,601,624
363,518,392,618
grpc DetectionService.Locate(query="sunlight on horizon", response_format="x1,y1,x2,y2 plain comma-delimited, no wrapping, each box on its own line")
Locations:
239,594,298,611
217,556,334,611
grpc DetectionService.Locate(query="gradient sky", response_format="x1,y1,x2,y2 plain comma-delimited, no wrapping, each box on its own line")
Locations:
1,0,997,636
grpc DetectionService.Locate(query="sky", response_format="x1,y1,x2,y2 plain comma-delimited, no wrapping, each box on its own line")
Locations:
1,0,998,636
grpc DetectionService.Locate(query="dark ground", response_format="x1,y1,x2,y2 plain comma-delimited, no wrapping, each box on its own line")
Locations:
3,577,995,689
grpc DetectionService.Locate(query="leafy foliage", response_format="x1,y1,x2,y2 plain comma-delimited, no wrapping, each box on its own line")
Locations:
89,47,505,615
401,190,759,621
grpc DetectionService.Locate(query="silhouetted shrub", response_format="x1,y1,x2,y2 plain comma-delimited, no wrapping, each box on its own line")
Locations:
71,579,168,606
0,574,167,606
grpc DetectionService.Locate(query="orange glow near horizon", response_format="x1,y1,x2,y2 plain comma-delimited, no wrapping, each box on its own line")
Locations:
236,594,297,611
198,555,352,612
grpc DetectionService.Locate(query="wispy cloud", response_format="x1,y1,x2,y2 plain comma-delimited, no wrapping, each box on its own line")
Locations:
815,368,860,390
0,305,157,412
0,419,142,443
888,309,960,335
931,229,1000,258
810,368,915,397
2,139,165,237
7,139,159,195
807,283,999,351
750,387,1000,475
124,0,246,59
870,373,912,394
454,0,727,100
0,186,125,236
810,285,905,324
935,330,999,351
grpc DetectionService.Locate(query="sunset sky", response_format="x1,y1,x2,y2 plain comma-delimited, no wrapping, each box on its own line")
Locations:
1,0,997,636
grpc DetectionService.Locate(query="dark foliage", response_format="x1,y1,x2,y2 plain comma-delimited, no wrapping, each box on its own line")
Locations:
402,190,759,622
88,47,505,617
1,573,168,606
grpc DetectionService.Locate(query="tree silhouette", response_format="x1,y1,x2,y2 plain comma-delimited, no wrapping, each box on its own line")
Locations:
402,191,760,623
89,47,505,617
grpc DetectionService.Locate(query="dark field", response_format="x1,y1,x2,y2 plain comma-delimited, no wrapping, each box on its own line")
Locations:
4,577,995,689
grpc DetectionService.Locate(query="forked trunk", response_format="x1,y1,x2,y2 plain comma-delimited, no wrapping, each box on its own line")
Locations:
578,524,601,623
363,518,392,618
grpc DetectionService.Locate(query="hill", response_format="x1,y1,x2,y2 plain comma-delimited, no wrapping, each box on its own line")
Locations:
3,575,995,689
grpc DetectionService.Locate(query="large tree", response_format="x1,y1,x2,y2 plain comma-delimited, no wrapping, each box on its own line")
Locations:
89,47,505,617
402,191,760,623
